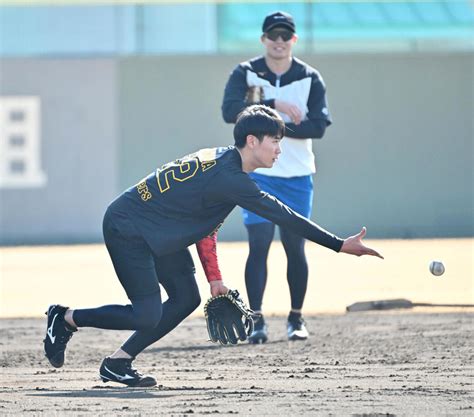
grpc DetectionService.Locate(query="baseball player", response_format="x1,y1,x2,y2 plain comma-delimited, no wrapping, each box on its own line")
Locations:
44,105,382,387
222,11,333,343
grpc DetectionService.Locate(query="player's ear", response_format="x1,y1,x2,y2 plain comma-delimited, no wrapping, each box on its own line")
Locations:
246,134,257,148
260,34,266,44
291,34,298,44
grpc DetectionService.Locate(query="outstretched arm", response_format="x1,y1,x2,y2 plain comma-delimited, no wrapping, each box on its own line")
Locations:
340,227,383,259
195,233,229,296
217,170,383,258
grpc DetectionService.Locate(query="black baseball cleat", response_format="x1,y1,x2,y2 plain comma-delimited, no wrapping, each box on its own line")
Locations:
99,357,157,387
287,315,309,341
248,314,268,344
43,304,76,368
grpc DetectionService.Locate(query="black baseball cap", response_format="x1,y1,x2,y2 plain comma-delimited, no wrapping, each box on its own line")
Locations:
262,11,296,33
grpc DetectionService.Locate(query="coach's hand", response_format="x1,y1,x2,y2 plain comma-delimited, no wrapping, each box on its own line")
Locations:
210,280,229,297
340,227,384,259
275,100,302,125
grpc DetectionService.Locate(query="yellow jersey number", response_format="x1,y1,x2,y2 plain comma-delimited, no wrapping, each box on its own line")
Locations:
157,158,199,193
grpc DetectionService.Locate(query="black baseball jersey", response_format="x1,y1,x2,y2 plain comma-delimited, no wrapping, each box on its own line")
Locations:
107,147,343,256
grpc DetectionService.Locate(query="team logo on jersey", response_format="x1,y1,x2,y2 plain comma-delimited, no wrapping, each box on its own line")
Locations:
201,160,216,171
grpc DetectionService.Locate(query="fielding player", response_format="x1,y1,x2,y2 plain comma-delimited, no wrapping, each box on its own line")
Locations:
44,105,382,387
222,11,333,343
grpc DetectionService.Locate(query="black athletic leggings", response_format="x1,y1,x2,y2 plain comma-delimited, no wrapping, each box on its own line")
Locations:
73,265,200,357
245,222,308,312
72,211,201,358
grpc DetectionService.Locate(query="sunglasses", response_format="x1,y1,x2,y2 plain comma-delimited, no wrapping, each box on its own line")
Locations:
265,29,293,42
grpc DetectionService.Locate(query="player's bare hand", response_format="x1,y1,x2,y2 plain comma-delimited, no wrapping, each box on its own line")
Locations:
210,280,229,297
275,100,302,125
340,227,384,259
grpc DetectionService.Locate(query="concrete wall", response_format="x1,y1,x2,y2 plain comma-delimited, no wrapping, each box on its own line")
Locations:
0,52,472,244
0,59,118,244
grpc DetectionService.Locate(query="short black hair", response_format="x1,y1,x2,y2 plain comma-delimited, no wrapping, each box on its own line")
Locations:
233,105,285,148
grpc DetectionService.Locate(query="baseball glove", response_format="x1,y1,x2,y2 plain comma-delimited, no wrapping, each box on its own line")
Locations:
204,289,254,345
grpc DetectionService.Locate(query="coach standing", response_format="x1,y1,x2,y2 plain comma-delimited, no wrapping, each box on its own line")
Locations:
222,11,333,343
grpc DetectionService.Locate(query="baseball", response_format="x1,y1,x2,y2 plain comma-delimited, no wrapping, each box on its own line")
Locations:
429,260,445,276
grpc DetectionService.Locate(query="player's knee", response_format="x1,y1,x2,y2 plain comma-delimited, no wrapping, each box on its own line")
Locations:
134,308,162,330
133,297,163,330
129,293,163,330
135,315,161,330
248,223,273,251
249,238,272,260
284,241,306,259
282,237,305,257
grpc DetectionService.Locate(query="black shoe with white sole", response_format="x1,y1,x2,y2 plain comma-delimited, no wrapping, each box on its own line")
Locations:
99,357,157,387
248,314,268,344
287,316,309,341
44,304,76,368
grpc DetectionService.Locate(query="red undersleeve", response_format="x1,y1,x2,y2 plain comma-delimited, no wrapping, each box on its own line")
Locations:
196,233,222,282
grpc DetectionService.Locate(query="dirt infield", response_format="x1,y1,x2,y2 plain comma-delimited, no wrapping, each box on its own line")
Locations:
0,312,473,416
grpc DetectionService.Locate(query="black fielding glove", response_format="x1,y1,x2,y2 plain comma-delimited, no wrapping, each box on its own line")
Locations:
204,289,254,345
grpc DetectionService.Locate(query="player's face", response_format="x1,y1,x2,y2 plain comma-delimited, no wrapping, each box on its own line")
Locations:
261,29,297,61
254,135,282,168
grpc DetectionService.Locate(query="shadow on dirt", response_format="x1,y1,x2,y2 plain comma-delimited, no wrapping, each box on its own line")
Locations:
26,385,211,399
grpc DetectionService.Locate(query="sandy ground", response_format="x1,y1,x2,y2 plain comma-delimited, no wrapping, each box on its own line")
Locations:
0,312,473,416
1,239,473,317
0,239,473,415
